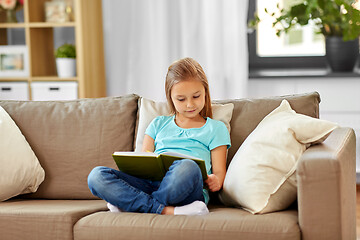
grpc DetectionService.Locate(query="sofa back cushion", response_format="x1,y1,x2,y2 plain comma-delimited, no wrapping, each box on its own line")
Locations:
0,95,139,199
215,92,320,167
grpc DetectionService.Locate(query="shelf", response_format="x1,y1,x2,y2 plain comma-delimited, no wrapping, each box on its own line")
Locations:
0,23,26,28
0,22,75,29
29,22,76,28
249,68,360,79
31,76,78,81
0,0,106,100
0,78,29,81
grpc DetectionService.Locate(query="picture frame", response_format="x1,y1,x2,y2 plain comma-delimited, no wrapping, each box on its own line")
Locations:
0,45,29,77
45,1,68,23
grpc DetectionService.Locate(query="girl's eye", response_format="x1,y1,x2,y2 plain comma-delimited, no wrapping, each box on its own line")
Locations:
177,99,185,102
193,95,200,99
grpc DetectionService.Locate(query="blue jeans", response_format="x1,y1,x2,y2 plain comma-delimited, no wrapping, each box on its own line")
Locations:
87,159,204,214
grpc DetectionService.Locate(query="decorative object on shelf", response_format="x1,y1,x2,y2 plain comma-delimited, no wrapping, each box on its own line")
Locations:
249,0,360,72
45,0,68,23
0,0,24,23
0,45,29,77
5,9,16,23
65,0,74,21
54,43,76,78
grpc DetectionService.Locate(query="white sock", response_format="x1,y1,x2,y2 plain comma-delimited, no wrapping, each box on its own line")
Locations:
107,202,122,212
174,201,209,216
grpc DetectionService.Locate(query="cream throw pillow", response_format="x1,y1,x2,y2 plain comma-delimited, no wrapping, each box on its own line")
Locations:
219,100,338,214
0,106,45,201
134,98,234,151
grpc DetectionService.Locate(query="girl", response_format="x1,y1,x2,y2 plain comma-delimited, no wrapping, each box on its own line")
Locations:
88,58,231,215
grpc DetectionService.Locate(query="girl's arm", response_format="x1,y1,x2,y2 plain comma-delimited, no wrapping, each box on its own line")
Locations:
141,135,155,152
205,145,227,192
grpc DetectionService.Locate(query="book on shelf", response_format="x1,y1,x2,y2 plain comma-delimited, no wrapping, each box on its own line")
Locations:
112,151,208,181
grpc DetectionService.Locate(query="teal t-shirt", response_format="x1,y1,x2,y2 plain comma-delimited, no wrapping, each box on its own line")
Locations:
145,115,231,204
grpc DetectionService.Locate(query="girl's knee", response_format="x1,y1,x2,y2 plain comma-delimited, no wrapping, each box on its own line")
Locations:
179,159,198,169
88,166,107,189
173,159,202,180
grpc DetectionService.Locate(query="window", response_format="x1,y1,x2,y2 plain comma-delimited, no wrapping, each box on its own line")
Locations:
256,0,325,57
248,0,328,69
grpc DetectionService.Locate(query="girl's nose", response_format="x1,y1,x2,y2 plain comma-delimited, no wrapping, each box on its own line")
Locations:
187,100,194,108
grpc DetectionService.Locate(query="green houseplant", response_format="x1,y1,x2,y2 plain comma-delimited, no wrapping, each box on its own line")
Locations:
54,43,76,77
54,43,76,59
249,0,360,72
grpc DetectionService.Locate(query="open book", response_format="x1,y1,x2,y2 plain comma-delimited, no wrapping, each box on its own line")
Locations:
112,151,208,181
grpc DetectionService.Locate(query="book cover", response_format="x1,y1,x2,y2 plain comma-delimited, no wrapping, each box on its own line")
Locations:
112,151,208,181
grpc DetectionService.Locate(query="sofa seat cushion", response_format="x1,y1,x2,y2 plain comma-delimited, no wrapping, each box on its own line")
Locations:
0,199,107,240
74,205,300,240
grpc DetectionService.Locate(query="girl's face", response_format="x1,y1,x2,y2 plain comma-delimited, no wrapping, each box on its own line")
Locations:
170,78,206,119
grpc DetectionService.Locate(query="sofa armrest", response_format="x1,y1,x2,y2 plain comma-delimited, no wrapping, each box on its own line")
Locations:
297,127,356,240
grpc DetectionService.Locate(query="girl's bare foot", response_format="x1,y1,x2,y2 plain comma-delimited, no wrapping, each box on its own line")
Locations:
161,206,175,215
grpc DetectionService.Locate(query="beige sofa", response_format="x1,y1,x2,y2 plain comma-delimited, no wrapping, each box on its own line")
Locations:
0,92,356,240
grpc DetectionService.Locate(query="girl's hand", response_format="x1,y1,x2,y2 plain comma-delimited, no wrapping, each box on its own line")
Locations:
205,174,222,192
206,145,227,192
142,135,155,152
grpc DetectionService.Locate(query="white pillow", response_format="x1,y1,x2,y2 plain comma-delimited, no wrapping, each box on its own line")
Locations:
134,98,234,151
219,100,338,214
0,106,45,201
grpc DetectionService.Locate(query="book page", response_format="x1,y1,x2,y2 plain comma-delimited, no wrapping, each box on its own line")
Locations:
161,152,202,160
113,151,158,157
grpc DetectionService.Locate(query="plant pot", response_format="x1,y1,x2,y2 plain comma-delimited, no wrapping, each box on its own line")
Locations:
325,36,359,72
56,58,76,77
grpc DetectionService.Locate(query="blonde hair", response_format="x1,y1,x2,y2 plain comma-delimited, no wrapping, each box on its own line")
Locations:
165,57,212,118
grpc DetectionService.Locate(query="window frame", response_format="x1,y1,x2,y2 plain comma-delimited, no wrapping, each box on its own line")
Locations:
247,0,328,70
